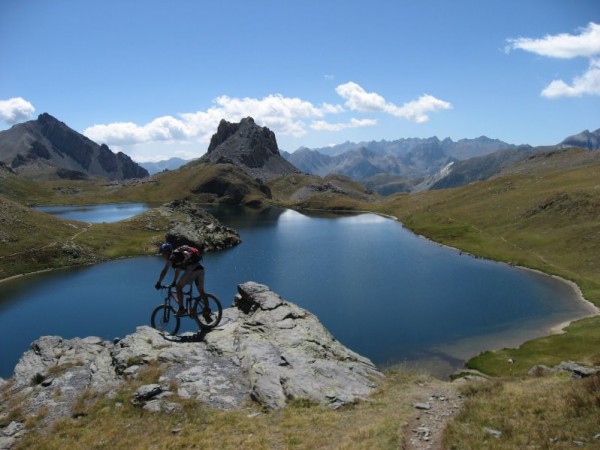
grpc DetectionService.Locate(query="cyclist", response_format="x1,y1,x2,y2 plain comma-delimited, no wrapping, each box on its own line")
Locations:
155,242,209,319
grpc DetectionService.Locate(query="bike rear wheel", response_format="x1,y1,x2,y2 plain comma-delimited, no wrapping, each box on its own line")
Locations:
151,304,180,335
193,293,223,330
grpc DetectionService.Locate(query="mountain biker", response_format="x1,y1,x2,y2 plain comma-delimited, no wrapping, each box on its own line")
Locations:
155,242,208,318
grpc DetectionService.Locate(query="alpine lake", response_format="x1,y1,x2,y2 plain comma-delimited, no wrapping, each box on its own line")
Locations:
0,203,594,379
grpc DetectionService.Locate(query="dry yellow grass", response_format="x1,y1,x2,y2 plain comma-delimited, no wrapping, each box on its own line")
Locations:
443,372,600,449
13,367,433,450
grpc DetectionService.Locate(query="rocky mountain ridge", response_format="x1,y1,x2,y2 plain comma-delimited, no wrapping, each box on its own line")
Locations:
285,128,599,194
559,127,600,150
0,113,148,180
296,135,515,159
284,136,517,194
200,117,301,181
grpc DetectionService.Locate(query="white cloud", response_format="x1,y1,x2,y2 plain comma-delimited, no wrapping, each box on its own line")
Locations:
85,93,341,146
310,118,377,132
506,22,600,59
507,22,600,98
84,83,450,156
392,94,453,123
336,82,390,112
85,115,195,146
0,97,35,124
335,82,452,123
542,58,600,98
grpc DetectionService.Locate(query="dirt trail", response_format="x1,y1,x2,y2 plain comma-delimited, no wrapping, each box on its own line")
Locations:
403,378,465,450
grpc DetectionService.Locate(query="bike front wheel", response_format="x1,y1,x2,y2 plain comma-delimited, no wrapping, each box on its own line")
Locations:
151,304,180,335
193,293,223,330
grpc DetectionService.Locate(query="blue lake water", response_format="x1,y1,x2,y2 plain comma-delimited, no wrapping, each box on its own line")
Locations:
33,203,149,223
0,205,594,379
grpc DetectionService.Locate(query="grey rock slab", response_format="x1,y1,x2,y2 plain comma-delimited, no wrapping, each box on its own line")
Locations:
2,281,384,436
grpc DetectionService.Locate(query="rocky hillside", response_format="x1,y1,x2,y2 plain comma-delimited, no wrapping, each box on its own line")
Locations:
0,282,382,446
0,113,148,180
200,117,301,181
286,136,515,185
559,128,600,150
425,145,540,190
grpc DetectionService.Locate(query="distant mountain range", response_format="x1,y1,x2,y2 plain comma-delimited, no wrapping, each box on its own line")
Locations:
0,113,148,180
1,111,598,196
282,129,600,194
283,136,517,193
138,157,191,175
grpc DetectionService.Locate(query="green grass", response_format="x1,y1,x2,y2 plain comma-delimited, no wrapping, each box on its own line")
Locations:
0,161,272,207
467,316,600,377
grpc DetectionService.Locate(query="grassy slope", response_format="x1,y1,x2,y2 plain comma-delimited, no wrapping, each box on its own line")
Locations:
0,161,271,206
0,195,96,278
443,372,600,448
0,163,272,277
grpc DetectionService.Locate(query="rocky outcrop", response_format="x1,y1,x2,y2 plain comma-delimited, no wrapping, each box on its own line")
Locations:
528,361,600,379
200,117,301,181
156,199,241,250
0,113,148,180
1,282,382,437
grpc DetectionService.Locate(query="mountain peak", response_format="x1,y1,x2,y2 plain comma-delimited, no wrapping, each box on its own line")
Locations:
560,128,600,150
38,112,60,122
201,117,300,180
0,113,148,180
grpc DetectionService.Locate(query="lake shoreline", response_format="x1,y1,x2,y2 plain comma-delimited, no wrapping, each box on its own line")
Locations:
2,205,598,380
311,206,600,371
308,206,600,323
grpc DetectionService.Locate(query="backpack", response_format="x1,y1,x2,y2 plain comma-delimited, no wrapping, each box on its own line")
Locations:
170,245,202,268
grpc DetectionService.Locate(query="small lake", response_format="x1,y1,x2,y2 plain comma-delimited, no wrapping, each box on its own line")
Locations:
0,205,594,379
33,203,149,223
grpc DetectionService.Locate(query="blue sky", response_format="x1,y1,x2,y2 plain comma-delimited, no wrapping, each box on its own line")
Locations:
1,1,599,162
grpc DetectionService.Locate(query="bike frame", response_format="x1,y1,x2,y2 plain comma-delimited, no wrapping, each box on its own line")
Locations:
164,285,204,314
151,284,222,334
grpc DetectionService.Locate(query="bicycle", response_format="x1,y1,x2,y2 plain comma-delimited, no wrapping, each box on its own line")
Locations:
150,285,223,335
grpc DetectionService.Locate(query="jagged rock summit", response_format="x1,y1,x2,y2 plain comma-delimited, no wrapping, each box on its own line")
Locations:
0,113,148,180
1,282,382,438
200,117,301,180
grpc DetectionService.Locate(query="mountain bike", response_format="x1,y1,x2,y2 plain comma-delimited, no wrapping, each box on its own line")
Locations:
151,285,223,335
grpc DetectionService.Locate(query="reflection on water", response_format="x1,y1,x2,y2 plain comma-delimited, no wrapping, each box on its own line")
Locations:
0,205,594,379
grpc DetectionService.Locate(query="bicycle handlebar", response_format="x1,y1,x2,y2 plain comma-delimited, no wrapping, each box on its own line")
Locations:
156,284,193,295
